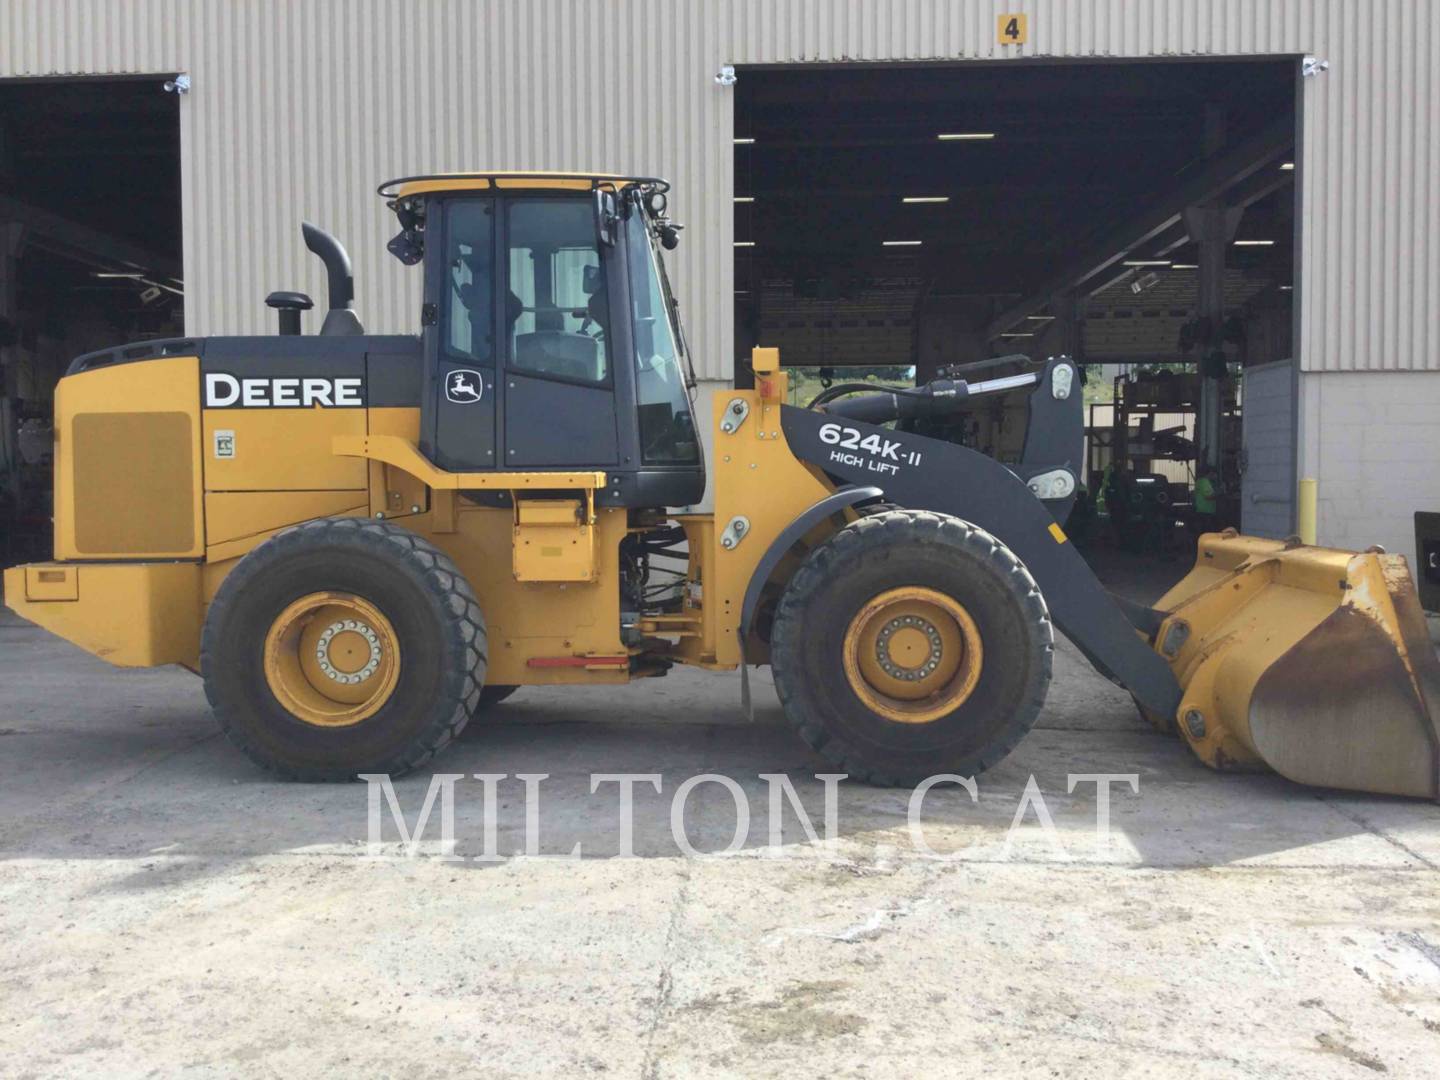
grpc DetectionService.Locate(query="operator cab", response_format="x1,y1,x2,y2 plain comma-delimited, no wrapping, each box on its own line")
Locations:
379,172,704,509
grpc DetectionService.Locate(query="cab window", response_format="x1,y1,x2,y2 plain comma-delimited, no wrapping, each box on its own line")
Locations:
505,199,609,384
625,206,699,464
442,201,495,363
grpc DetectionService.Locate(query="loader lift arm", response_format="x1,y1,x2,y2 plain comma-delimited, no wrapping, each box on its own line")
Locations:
779,403,1185,721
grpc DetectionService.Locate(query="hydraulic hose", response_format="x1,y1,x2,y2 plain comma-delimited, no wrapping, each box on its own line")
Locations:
806,382,916,409
821,380,969,424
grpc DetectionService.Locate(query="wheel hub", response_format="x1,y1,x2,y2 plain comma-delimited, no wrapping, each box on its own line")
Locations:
263,592,401,727
874,616,943,681
314,620,383,684
842,586,984,724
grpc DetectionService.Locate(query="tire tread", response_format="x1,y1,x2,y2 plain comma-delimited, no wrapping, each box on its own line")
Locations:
771,509,1053,786
200,516,487,781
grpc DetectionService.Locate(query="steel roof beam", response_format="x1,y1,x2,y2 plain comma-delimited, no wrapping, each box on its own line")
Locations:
984,115,1293,339
0,192,179,280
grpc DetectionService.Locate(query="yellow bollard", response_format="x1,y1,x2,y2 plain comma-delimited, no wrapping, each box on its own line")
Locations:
1297,477,1318,545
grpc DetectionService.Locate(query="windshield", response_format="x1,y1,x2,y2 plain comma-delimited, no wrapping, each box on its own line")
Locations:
624,201,699,464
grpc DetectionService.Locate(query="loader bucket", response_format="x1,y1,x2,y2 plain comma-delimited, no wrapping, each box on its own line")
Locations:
1153,533,1440,799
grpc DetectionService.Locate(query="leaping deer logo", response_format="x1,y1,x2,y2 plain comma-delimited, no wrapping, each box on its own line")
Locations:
446,369,483,404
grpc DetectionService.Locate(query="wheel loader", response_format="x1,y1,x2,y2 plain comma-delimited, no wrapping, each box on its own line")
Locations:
5,172,1438,797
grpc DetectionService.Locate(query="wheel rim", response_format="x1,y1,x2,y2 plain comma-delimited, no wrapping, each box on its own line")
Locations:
842,586,984,724
263,592,401,727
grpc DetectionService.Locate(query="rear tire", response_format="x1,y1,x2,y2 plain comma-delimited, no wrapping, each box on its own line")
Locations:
770,510,1052,786
201,517,487,781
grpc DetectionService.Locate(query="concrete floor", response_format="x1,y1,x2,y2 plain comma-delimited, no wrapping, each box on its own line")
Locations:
3,597,1440,1078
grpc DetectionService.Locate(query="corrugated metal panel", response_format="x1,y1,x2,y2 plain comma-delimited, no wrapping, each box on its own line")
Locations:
1,1,1436,376
1240,359,1297,538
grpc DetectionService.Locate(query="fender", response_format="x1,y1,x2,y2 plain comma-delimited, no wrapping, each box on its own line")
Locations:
780,405,1183,720
739,484,884,650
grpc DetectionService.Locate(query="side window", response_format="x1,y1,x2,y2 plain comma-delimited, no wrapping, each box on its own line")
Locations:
443,201,495,363
625,206,700,465
506,199,609,384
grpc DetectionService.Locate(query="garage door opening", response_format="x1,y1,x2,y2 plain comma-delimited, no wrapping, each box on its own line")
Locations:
0,75,182,567
734,59,1297,593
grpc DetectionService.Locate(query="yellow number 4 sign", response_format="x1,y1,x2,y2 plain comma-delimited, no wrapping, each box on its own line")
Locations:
998,13,1028,45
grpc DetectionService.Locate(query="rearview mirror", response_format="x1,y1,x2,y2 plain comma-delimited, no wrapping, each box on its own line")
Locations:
594,189,618,247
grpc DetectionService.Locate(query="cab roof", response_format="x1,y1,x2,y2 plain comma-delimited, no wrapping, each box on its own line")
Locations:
377,172,668,200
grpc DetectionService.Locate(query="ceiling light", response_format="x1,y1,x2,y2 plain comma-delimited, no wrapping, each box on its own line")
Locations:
999,332,1034,338
1171,263,1199,269
1233,239,1275,246
902,196,950,204
882,240,923,246
937,132,995,140
734,241,755,247
1280,161,1295,170
734,196,754,203
733,137,755,145
1026,314,1055,321
1279,284,1294,291
91,271,146,279
1122,259,1172,267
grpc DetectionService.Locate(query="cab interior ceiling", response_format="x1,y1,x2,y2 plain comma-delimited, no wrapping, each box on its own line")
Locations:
733,59,1297,375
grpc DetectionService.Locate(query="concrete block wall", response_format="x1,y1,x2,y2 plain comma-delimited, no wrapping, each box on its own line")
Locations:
1300,371,1440,566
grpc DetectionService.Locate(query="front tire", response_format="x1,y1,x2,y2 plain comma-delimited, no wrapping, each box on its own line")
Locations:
770,510,1052,786
201,517,487,781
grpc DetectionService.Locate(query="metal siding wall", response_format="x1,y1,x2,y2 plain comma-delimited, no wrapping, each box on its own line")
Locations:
1239,360,1297,539
0,1,1436,378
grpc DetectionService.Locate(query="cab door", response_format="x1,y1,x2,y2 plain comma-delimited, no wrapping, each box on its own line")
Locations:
424,199,499,472
500,198,619,468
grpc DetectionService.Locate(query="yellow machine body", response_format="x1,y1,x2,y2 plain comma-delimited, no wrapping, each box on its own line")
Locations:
1152,533,1440,798
3,348,827,689
9,561,201,668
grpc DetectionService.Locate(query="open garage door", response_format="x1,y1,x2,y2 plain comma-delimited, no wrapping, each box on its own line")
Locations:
0,76,182,567
734,58,1297,594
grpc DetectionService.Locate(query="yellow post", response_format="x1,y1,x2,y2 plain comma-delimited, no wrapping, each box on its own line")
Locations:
751,347,786,403
1297,477,1318,545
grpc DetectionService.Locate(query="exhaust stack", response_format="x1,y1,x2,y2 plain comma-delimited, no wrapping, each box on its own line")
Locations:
300,222,364,336
302,222,354,311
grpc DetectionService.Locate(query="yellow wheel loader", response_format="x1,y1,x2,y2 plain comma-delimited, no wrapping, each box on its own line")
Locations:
5,173,1438,796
